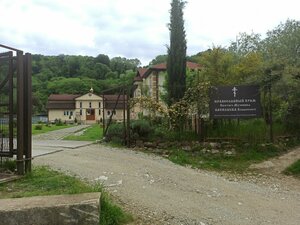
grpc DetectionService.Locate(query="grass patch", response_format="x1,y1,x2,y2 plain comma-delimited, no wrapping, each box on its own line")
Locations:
283,159,300,177
0,166,133,225
0,166,97,198
100,192,133,225
206,119,286,143
168,142,289,172
32,124,73,135
64,124,103,141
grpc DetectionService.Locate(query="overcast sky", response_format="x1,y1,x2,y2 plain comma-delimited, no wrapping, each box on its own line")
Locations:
1,0,299,65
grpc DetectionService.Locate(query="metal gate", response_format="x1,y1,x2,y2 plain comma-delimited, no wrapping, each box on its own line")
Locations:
0,44,32,175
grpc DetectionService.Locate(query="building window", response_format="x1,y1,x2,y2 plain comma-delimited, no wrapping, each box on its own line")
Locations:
107,111,110,115
89,102,92,108
80,109,82,116
99,102,101,108
80,102,82,108
99,109,101,115
64,111,69,116
70,111,73,116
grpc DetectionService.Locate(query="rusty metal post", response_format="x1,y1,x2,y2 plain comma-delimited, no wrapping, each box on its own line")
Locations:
8,51,14,156
16,51,24,175
24,53,32,173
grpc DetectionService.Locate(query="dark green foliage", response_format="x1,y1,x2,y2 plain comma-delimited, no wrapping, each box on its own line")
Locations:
95,54,110,66
167,0,187,105
131,120,153,139
34,124,43,130
106,123,125,143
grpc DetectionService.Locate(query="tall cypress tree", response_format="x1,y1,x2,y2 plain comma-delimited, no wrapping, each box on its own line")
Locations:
167,0,187,106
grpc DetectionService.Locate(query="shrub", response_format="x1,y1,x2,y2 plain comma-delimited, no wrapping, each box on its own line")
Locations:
34,124,43,130
131,120,153,139
106,123,124,141
55,119,63,126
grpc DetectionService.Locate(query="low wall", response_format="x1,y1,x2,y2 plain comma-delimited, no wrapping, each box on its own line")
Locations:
0,192,100,225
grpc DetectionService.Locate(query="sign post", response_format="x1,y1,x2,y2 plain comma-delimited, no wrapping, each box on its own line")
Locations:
210,85,262,119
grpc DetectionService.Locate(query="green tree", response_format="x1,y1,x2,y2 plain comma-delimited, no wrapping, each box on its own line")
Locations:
262,20,300,131
229,32,262,56
149,55,168,65
95,54,110,66
198,47,236,85
166,0,187,106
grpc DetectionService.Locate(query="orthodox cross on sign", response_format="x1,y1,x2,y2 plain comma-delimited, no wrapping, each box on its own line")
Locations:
232,86,238,97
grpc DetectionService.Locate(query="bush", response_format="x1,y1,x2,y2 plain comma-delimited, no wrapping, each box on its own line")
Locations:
55,119,63,126
106,123,124,141
153,127,167,139
131,120,153,139
34,124,43,130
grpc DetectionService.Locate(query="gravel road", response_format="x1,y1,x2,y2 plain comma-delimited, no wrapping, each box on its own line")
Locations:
33,143,300,225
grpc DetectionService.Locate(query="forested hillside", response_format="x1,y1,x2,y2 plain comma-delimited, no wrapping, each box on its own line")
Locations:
32,54,141,113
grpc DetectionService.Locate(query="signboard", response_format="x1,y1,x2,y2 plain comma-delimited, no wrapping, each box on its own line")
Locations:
210,85,262,119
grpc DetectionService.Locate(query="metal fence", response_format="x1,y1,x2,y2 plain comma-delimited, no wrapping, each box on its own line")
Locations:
0,44,32,175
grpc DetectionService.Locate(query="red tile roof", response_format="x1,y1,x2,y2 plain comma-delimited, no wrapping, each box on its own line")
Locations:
187,61,201,70
48,94,81,101
138,68,148,77
150,63,167,70
137,61,201,79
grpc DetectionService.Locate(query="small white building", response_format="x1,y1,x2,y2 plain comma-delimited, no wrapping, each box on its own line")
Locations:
47,89,127,124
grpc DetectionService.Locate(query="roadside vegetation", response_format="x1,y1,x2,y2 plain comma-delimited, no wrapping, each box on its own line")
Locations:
283,160,300,177
63,124,103,141
105,118,299,173
0,165,133,225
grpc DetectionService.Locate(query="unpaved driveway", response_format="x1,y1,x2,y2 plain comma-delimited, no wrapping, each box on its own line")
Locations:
33,143,300,225
250,147,300,174
32,125,92,157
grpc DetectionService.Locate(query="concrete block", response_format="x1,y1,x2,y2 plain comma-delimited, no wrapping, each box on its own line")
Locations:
0,192,100,225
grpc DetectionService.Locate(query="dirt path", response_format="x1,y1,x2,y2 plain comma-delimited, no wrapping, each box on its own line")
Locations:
250,146,300,174
33,144,300,225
